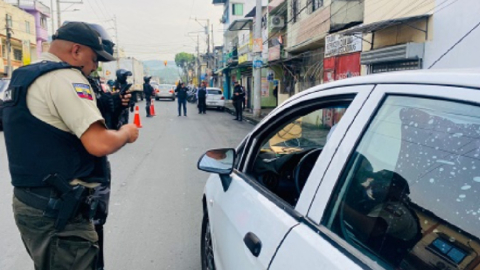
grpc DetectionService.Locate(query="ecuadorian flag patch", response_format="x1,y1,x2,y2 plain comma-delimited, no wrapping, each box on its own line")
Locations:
73,83,93,100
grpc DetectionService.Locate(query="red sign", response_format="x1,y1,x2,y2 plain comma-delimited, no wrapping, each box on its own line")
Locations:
323,52,361,83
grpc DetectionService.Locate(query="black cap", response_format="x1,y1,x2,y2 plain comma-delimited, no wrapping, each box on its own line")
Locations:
53,22,115,62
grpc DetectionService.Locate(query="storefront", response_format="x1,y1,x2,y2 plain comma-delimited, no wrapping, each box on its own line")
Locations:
361,42,424,74
323,33,362,83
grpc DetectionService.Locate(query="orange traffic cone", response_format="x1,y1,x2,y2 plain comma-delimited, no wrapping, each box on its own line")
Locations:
133,105,142,128
150,98,156,116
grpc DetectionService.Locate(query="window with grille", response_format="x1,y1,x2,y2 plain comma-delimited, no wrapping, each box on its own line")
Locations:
291,0,298,23
312,0,323,12
13,49,22,61
41,16,46,28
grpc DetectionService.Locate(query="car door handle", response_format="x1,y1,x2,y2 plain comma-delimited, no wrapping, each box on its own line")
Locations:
243,232,262,257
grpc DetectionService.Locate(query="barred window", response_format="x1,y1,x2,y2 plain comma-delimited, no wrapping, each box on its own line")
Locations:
312,0,323,12
13,49,22,61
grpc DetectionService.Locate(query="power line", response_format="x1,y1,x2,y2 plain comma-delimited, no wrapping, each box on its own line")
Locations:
428,19,480,69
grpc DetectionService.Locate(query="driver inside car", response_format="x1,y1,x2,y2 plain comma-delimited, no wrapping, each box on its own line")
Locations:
341,162,422,267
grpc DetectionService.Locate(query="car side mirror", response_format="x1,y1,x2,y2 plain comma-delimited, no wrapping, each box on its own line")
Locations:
197,148,237,175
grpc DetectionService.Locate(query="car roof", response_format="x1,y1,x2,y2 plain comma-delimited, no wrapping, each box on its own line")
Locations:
298,69,480,98
206,87,222,91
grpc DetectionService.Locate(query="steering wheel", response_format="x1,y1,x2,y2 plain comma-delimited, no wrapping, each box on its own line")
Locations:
293,148,322,195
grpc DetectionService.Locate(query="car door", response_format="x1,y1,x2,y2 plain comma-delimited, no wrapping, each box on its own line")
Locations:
270,83,480,270
204,85,374,270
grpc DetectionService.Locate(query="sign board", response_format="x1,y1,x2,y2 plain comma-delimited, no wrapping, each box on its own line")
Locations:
253,58,263,69
325,33,362,58
252,38,263,53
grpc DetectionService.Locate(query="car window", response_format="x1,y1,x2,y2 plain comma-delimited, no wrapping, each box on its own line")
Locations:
207,89,222,95
322,95,480,269
0,80,9,93
246,102,351,206
159,85,171,90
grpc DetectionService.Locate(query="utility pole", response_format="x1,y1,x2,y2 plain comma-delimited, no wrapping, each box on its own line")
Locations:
253,0,262,118
50,0,55,33
206,19,210,55
114,15,119,69
5,14,13,78
196,35,200,84
211,24,214,79
56,0,61,28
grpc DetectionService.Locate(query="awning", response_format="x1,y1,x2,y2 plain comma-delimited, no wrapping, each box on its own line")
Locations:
245,6,267,18
214,66,229,74
228,18,253,31
212,0,226,5
340,15,430,35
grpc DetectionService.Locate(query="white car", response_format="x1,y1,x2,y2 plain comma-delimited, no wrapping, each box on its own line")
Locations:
205,87,225,110
197,70,480,270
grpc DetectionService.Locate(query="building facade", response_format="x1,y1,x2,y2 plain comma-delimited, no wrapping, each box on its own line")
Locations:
15,0,50,57
0,0,37,77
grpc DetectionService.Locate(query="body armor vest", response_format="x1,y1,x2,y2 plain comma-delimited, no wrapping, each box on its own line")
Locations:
2,61,105,187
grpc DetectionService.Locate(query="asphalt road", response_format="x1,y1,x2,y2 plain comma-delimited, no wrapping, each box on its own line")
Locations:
0,100,253,270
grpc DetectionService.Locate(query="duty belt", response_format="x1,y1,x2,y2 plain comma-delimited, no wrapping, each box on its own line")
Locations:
14,185,98,231
14,187,58,210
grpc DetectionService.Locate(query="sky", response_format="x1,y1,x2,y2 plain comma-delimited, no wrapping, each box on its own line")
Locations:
44,0,225,61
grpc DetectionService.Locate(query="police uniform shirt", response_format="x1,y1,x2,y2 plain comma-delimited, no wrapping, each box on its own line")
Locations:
27,52,104,187
27,52,104,137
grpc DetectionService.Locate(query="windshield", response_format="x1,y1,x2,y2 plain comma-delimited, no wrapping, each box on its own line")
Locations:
207,89,222,95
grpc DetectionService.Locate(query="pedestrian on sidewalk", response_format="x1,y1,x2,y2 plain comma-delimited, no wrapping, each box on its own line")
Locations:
233,81,243,121
197,81,207,114
175,82,188,116
143,76,155,117
239,82,246,110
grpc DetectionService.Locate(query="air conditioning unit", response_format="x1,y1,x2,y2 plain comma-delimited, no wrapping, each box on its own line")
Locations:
270,16,285,29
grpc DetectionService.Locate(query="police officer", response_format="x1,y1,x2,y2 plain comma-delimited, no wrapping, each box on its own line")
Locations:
197,81,207,114
143,76,155,117
232,81,243,121
83,22,131,270
3,22,139,270
114,69,133,128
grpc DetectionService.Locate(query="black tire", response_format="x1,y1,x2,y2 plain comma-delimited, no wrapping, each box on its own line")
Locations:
219,107,225,112
155,97,159,101
201,212,215,270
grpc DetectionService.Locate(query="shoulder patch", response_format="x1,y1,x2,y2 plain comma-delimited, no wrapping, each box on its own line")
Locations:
73,83,93,100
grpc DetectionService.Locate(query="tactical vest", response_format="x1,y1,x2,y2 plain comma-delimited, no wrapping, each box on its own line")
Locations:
2,61,104,187
198,88,206,99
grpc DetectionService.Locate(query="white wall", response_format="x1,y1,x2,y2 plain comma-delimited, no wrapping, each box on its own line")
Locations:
424,0,480,69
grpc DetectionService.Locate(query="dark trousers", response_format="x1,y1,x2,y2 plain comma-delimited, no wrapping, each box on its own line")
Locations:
234,100,243,120
146,98,152,116
198,97,206,113
13,196,98,270
178,99,187,116
95,225,105,269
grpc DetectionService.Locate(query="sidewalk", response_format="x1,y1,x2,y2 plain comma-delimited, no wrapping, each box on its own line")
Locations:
224,101,274,125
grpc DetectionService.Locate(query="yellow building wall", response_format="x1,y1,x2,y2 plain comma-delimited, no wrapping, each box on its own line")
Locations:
364,0,435,24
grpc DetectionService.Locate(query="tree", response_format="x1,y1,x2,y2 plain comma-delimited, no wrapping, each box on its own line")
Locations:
175,52,196,82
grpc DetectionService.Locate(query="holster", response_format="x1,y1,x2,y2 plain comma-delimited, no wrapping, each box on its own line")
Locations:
42,174,99,231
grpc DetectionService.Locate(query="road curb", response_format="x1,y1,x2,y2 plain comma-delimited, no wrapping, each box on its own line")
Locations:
224,106,259,125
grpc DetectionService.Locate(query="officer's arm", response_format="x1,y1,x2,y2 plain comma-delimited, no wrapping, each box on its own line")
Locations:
81,121,137,157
